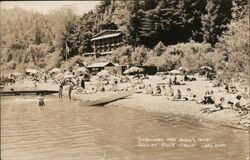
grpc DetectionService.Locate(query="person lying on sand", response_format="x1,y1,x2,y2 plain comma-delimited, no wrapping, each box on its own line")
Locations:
228,95,249,116
200,97,231,114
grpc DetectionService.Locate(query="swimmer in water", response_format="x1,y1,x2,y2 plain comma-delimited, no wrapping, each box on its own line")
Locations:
38,94,45,106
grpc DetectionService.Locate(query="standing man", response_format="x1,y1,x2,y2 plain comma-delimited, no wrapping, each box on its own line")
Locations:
76,76,80,87
81,77,85,89
68,82,73,100
58,82,63,99
114,77,118,91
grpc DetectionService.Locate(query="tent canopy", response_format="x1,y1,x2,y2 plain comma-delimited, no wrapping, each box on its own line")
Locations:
200,66,213,71
178,67,189,72
169,70,181,75
123,67,144,74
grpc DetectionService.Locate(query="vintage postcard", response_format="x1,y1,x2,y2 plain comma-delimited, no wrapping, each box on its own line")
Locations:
0,1,249,160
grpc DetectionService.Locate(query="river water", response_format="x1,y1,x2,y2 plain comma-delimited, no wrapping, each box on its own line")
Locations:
1,96,249,160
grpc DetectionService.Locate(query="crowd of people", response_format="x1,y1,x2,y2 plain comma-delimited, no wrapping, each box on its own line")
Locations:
1,69,249,119
133,75,250,118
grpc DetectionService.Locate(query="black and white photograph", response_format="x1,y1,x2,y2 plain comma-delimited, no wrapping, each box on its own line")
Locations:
0,1,249,160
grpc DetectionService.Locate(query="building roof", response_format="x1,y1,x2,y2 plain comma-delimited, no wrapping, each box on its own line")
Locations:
84,52,96,55
91,33,121,41
100,51,112,55
92,29,119,37
87,62,115,68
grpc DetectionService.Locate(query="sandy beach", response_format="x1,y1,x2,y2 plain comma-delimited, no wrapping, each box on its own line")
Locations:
103,78,249,129
4,75,249,129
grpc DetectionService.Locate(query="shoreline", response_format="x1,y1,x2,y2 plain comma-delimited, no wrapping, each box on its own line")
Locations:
5,78,250,130
69,91,249,130
104,94,249,130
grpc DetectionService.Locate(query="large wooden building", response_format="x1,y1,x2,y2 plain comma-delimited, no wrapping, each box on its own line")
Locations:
84,30,124,57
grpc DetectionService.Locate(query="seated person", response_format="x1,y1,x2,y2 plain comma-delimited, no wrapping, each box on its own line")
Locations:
225,84,229,92
197,90,214,104
168,89,182,101
165,84,174,96
207,90,215,104
88,87,97,94
188,94,197,101
230,86,238,94
191,77,197,81
231,95,242,110
155,86,162,96
182,88,194,100
100,86,105,92
173,77,180,85
169,78,173,85
145,84,153,95
215,97,226,110
184,74,191,81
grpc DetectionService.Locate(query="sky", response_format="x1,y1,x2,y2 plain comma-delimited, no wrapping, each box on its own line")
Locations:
1,1,100,15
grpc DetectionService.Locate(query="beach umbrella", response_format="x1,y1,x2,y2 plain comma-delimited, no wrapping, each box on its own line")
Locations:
25,69,38,74
169,70,181,75
49,68,61,73
178,67,189,72
138,68,144,72
129,66,141,72
97,70,109,77
200,66,213,71
123,70,130,74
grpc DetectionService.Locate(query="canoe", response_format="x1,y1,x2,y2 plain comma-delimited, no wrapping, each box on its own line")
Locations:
0,90,58,96
80,89,134,106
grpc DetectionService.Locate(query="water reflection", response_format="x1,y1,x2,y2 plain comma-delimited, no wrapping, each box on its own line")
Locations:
1,96,249,160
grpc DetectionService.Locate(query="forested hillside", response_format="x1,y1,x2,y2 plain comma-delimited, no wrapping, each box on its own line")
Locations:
0,0,249,83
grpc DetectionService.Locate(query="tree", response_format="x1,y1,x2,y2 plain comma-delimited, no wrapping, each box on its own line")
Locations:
232,0,248,20
131,46,148,66
152,41,166,56
127,1,141,47
215,14,249,84
202,0,232,45
111,46,133,65
98,21,118,31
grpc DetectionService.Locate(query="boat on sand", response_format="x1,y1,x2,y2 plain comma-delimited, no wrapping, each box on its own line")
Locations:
79,89,134,106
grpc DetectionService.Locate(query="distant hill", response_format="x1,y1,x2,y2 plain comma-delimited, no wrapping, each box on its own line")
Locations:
0,0,248,76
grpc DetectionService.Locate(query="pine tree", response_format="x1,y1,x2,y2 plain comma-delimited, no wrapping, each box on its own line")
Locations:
127,1,141,47
202,0,232,45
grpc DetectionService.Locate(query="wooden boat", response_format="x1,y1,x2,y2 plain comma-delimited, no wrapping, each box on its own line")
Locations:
0,90,58,96
80,89,134,106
